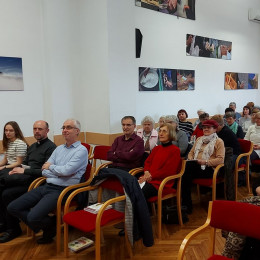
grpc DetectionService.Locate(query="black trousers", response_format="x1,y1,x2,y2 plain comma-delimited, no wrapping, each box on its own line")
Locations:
181,161,214,210
0,185,29,231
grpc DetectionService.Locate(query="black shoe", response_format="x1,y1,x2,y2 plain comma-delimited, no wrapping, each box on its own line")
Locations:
0,228,22,243
0,223,6,233
118,229,125,236
37,218,56,245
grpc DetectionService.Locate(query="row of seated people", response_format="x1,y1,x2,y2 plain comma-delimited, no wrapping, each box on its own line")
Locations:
0,113,259,254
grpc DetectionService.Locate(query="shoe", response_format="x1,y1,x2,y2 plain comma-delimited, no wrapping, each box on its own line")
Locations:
37,218,56,245
0,223,6,233
118,229,125,236
0,228,22,243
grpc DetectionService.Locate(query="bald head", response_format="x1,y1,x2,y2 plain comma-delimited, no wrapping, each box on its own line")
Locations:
33,120,49,141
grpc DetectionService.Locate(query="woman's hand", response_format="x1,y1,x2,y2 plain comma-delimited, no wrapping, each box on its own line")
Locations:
253,144,260,150
139,171,152,183
197,159,207,165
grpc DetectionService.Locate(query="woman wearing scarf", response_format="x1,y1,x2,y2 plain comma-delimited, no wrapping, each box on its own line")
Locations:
181,120,225,214
225,111,245,139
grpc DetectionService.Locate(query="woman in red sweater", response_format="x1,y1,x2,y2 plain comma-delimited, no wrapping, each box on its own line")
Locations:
139,123,181,200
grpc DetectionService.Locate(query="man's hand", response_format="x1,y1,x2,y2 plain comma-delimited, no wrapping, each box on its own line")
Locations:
42,162,51,170
9,167,25,175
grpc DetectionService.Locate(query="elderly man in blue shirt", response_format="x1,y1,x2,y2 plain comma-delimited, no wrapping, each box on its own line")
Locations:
8,119,88,244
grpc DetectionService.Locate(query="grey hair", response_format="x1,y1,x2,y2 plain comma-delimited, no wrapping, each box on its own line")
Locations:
165,115,178,124
225,111,236,119
197,109,205,114
141,116,155,126
65,118,81,130
229,102,236,107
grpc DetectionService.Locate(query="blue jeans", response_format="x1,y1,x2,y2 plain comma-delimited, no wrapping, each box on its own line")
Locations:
7,183,66,233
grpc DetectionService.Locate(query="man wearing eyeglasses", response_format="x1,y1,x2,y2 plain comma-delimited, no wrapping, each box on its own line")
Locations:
0,120,56,243
8,119,88,244
107,116,144,171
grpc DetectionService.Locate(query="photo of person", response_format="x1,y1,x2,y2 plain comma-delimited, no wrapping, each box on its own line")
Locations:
248,73,258,89
186,34,232,60
162,69,177,90
176,70,195,91
135,0,195,20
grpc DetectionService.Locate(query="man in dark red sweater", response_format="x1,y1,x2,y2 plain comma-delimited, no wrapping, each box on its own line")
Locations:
107,116,145,171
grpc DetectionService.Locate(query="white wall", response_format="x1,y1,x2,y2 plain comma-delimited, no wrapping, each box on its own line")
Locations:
0,0,260,137
133,0,260,123
0,0,45,137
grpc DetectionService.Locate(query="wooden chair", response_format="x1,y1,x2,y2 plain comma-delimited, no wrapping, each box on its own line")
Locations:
63,180,133,260
131,159,186,240
27,163,94,253
193,164,224,201
81,142,93,159
234,139,253,200
88,145,111,172
177,200,260,260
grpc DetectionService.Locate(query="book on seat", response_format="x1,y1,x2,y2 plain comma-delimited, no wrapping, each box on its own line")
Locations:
68,236,94,252
84,203,112,214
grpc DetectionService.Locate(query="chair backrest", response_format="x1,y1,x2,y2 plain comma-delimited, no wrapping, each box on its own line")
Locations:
93,145,111,160
210,200,260,240
238,139,252,154
81,142,93,156
84,163,92,182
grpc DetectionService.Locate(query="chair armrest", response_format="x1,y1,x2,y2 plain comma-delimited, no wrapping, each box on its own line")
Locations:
92,162,113,178
63,185,99,214
28,177,46,191
96,195,126,228
177,201,213,260
158,160,186,194
129,167,144,176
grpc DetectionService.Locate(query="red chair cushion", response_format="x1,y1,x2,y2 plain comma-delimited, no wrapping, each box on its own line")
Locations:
63,209,124,233
147,188,177,203
238,139,251,153
100,178,124,194
81,143,91,153
208,255,232,260
210,200,260,240
238,163,246,169
94,146,111,160
193,178,222,187
252,159,260,165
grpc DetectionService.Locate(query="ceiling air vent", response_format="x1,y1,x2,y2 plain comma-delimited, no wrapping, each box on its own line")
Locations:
249,8,260,23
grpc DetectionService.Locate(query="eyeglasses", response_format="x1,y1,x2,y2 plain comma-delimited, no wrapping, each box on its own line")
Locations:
61,126,77,130
122,124,134,127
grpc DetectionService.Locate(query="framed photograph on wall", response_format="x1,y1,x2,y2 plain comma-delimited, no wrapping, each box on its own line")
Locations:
0,56,24,91
186,34,232,60
136,0,196,20
139,67,195,91
224,72,258,90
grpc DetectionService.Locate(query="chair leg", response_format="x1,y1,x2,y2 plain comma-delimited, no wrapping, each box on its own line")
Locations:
245,168,251,195
234,170,238,201
95,228,101,260
158,199,162,240
64,223,69,257
56,214,62,254
177,194,183,227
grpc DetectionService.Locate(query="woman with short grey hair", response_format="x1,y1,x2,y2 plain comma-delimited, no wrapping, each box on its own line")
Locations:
137,116,158,153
